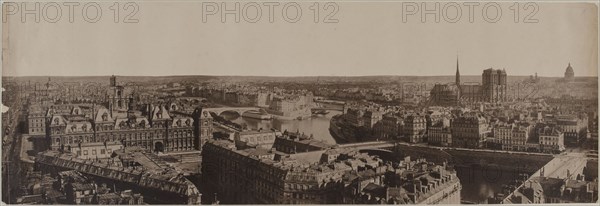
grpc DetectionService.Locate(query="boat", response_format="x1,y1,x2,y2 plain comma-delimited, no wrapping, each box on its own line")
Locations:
312,109,330,115
242,110,273,120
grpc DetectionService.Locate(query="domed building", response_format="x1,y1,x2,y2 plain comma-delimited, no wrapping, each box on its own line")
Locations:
564,63,575,82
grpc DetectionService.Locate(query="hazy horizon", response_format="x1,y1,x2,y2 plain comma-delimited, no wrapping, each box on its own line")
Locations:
3,74,598,78
2,1,598,77
3,74,597,79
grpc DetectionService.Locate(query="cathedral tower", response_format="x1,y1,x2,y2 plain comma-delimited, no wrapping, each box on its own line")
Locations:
455,58,461,86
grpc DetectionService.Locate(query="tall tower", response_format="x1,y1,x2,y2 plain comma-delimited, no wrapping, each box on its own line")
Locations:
192,107,213,151
110,75,117,87
455,57,461,86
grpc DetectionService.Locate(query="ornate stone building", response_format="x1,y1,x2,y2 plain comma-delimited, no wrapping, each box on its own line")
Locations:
538,125,565,153
481,68,508,102
427,121,452,147
403,114,427,143
47,104,207,153
451,112,490,148
107,75,133,113
43,76,212,154
430,59,507,105
491,122,533,151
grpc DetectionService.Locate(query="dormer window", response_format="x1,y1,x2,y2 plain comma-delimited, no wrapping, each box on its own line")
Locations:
102,113,109,121
185,119,191,126
176,119,182,127
54,118,59,125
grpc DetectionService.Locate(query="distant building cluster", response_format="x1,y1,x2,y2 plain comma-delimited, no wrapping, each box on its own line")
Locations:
333,101,590,153
325,62,594,154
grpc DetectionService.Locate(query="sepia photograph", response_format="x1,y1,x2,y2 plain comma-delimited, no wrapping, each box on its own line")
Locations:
1,0,599,205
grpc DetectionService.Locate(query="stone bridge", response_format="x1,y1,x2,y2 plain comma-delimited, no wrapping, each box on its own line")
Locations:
313,101,345,111
204,107,264,116
338,141,396,151
338,141,397,161
176,97,207,103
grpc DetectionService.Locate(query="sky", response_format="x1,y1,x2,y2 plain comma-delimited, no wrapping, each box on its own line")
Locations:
2,1,598,77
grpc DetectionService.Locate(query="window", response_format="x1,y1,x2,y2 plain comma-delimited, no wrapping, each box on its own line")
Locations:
83,150,88,155
92,150,97,155
101,149,105,154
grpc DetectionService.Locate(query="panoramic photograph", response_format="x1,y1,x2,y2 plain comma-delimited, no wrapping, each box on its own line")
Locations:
1,0,599,205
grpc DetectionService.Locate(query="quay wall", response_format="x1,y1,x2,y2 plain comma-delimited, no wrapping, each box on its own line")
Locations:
392,144,553,173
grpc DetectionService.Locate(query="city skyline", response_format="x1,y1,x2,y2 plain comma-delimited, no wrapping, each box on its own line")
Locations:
1,1,598,204
3,71,597,204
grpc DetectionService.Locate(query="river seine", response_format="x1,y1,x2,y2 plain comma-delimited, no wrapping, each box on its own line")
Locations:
220,110,342,144
219,110,522,203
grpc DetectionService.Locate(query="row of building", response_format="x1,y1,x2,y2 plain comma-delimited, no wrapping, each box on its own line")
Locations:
34,148,201,204
16,170,144,204
336,104,590,153
201,132,462,204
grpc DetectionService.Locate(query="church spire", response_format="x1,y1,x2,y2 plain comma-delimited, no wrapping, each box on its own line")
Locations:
455,57,460,86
